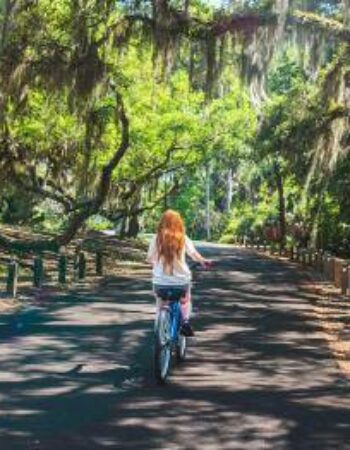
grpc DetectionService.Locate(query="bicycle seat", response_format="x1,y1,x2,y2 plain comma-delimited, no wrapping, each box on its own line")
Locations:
155,286,187,301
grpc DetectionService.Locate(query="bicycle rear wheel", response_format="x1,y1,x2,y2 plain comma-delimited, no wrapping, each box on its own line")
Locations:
154,309,172,383
176,334,187,362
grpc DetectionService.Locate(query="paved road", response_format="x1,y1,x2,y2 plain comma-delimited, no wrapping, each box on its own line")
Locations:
1,245,350,449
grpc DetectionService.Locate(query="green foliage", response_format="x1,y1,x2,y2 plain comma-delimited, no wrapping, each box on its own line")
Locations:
86,215,114,232
31,200,65,233
268,52,306,95
222,44,350,254
1,186,37,225
1,0,350,253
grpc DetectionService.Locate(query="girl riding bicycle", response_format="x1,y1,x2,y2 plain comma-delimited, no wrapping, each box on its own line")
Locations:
147,209,209,336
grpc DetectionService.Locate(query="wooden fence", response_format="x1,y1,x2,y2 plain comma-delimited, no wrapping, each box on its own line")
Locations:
4,237,349,299
235,236,350,296
2,250,104,298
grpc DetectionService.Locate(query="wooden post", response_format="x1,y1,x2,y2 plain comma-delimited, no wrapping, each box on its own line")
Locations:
325,255,330,278
6,261,18,297
318,251,323,271
96,251,103,276
314,251,319,269
302,250,306,266
78,252,86,280
263,241,267,252
329,257,335,282
324,255,334,281
33,256,44,288
322,253,328,276
307,251,312,266
341,264,348,295
290,246,294,261
311,251,315,266
58,254,67,284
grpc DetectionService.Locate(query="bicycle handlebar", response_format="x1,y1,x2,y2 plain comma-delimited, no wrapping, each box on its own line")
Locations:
189,260,214,271
202,260,214,270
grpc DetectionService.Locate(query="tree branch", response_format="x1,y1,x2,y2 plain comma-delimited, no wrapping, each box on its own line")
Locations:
100,180,179,223
0,90,130,252
288,11,350,42
56,90,129,247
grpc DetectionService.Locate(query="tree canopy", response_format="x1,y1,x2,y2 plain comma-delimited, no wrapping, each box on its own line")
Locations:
0,0,350,253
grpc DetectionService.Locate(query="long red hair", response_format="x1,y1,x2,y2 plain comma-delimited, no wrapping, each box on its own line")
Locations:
156,210,185,275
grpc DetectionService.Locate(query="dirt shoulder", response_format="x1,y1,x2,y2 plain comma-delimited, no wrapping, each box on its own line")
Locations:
305,278,350,380
0,228,148,314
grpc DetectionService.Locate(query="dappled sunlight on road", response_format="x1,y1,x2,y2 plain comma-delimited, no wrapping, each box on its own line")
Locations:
1,247,350,449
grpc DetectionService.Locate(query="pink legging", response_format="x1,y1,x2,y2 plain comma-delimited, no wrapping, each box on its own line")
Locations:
179,288,191,321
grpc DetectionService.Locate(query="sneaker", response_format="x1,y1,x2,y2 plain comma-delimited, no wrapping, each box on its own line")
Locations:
180,321,195,337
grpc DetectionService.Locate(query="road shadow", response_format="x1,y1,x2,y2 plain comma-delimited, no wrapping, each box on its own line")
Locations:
1,246,350,449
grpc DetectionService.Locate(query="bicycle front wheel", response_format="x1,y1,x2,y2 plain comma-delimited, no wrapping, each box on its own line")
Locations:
154,309,172,383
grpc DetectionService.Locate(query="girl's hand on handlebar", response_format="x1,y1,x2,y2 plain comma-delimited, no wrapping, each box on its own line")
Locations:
201,259,213,270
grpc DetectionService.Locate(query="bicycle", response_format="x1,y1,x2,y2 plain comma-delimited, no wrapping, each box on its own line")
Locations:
153,286,188,384
153,262,213,384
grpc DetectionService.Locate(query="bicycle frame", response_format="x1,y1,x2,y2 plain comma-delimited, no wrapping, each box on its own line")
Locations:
169,300,182,344
158,299,182,344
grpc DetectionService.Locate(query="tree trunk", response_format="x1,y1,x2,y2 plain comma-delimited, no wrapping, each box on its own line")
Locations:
0,0,13,52
0,91,129,253
163,177,168,211
205,163,211,241
127,215,140,238
275,163,286,248
127,189,142,238
78,116,93,199
226,168,233,212
119,215,128,238
344,0,350,27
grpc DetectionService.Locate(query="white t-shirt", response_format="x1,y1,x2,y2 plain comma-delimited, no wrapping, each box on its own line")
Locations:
147,235,197,286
